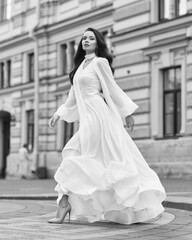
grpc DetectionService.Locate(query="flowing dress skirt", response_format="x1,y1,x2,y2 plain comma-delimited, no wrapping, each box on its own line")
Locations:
54,94,166,224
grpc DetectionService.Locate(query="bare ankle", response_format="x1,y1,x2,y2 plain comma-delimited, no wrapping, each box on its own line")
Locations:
59,195,69,207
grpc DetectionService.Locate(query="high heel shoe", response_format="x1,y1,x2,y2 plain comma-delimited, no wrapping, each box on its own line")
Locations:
48,202,71,224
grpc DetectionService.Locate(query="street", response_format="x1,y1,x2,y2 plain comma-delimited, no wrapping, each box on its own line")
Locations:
0,179,192,239
0,199,192,240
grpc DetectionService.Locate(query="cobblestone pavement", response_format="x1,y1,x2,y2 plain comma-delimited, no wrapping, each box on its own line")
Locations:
0,200,192,240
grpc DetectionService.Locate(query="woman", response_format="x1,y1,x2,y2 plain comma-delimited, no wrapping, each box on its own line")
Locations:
48,27,166,225
18,144,31,179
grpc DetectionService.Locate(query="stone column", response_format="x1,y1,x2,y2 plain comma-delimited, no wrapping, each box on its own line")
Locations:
0,61,9,88
61,43,67,75
150,0,159,23
66,41,75,73
0,119,3,171
4,61,8,88
106,29,113,53
39,0,59,27
0,63,4,88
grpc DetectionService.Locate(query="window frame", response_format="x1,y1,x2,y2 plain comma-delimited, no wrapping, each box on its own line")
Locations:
158,0,187,22
0,62,5,89
163,66,181,138
28,52,34,83
58,41,75,76
60,43,68,76
63,121,74,146
26,109,34,152
0,0,7,21
0,0,11,22
7,59,11,87
0,59,12,89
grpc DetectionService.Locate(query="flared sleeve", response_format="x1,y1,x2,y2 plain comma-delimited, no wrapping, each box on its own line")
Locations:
55,86,79,122
94,57,138,117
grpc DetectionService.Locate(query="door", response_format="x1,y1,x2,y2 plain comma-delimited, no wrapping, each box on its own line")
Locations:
0,111,10,178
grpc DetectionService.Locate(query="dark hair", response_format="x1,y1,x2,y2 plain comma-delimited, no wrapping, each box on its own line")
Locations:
69,27,114,84
23,144,28,149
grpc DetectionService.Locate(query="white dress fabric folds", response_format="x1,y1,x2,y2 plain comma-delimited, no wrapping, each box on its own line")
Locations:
54,57,166,225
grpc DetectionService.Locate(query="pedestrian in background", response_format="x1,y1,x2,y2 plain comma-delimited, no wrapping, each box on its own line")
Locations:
18,143,32,179
48,27,166,225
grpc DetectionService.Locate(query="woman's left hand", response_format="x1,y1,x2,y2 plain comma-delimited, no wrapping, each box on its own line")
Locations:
125,115,135,132
48,114,59,131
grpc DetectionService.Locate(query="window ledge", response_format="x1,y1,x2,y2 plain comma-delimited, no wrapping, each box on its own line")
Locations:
154,134,184,140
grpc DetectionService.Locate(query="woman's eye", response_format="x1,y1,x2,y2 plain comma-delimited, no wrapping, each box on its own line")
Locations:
82,36,95,41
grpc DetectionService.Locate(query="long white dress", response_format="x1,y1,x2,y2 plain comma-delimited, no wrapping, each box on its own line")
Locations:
54,57,166,225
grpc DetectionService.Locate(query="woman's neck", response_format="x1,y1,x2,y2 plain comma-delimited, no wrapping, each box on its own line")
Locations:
85,52,96,60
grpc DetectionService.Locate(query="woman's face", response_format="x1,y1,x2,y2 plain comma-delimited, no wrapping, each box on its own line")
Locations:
82,31,97,54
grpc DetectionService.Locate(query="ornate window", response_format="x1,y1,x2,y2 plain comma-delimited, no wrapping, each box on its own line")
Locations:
159,0,187,21
7,60,11,87
60,43,68,75
28,53,34,82
0,59,11,89
27,110,34,152
59,41,75,76
0,0,11,21
163,67,181,137
0,62,4,89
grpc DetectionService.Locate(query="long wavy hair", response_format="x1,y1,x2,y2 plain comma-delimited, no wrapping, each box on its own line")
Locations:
69,27,114,84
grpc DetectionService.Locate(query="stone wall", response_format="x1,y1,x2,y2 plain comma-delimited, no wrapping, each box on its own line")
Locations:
1,0,192,179
112,0,192,178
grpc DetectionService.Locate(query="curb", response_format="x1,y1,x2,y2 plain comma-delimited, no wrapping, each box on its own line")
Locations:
1,195,192,212
163,201,192,211
0,195,57,200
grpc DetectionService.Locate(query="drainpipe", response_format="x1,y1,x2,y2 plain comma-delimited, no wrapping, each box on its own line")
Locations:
29,1,40,172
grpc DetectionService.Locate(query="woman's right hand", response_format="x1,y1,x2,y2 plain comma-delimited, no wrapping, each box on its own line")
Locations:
49,114,59,131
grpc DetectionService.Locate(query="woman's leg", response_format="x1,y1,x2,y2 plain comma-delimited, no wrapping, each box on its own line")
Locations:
48,194,71,224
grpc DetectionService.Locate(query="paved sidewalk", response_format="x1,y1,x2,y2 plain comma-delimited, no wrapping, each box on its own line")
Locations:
1,178,192,195
0,179,56,199
1,178,192,210
0,199,192,240
0,178,192,239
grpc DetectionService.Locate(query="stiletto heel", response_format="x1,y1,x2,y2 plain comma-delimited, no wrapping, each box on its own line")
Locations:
68,209,71,223
48,197,71,224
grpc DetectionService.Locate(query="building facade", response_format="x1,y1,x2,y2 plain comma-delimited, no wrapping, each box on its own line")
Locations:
0,0,191,179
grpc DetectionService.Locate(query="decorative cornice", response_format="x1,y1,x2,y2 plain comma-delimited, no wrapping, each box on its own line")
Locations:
112,14,192,43
150,53,161,61
0,33,30,50
16,95,34,102
114,1,150,22
143,38,188,56
0,3,112,48
40,74,70,87
79,0,90,3
59,0,69,3
0,82,34,96
11,7,35,20
35,3,112,37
